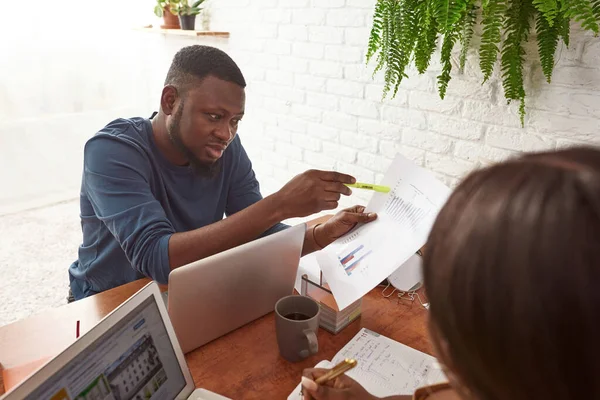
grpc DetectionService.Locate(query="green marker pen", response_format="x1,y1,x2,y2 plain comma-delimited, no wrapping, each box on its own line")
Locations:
345,182,391,193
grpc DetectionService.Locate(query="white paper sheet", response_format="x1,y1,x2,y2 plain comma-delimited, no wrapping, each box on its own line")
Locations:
287,328,447,399
316,153,451,310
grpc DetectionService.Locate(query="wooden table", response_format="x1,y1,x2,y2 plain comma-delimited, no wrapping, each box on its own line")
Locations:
0,277,432,399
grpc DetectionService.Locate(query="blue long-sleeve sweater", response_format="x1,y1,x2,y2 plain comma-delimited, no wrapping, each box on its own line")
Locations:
68,117,286,300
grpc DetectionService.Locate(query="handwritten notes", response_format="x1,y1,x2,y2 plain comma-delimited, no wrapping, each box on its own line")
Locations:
332,328,446,396
287,328,447,399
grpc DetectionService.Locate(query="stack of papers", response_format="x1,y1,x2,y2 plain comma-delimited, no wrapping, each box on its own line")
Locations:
299,266,362,334
287,328,447,399
313,294,361,334
318,299,362,334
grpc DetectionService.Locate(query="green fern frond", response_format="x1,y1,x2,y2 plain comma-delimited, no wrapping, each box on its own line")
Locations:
560,13,571,44
561,0,599,34
390,0,419,96
519,99,526,126
381,0,398,96
459,3,477,71
433,0,471,96
501,0,534,125
592,0,600,18
375,0,395,80
433,0,470,32
398,0,419,60
373,51,386,77
367,0,387,63
536,11,561,82
533,0,559,25
479,0,506,81
372,0,420,98
415,0,440,73
438,30,459,98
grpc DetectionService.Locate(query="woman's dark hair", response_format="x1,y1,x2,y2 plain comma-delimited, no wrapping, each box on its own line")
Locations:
423,146,600,400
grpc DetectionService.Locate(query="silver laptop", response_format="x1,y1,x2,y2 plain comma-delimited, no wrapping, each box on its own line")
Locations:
0,281,229,400
166,223,306,354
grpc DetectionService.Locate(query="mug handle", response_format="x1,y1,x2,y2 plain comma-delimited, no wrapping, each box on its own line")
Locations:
303,329,318,355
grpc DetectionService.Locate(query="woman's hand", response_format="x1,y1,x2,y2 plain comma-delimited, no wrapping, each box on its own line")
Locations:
301,368,378,400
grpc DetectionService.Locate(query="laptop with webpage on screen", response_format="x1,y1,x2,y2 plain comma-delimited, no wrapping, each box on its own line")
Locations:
0,281,229,400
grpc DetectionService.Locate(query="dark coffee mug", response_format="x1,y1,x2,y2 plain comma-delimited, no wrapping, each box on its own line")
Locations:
275,295,320,362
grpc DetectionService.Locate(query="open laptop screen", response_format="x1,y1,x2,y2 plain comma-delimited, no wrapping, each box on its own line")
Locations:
24,296,187,400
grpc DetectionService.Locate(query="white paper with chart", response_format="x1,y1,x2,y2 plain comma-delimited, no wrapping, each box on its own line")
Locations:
287,328,447,399
316,153,451,310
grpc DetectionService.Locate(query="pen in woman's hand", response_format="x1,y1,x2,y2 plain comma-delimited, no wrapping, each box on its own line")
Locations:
315,358,358,385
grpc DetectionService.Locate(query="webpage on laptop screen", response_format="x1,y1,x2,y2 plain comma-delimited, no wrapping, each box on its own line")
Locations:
24,297,187,400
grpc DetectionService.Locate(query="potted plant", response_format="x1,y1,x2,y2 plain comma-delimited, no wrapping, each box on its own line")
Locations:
172,0,207,31
153,0,182,29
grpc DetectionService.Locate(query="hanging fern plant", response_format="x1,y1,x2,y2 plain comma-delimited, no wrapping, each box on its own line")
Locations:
367,0,600,125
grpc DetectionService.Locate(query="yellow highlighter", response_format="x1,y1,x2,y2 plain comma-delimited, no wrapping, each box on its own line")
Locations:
345,182,391,193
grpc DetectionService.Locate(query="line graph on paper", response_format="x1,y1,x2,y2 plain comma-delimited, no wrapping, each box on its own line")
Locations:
382,181,436,233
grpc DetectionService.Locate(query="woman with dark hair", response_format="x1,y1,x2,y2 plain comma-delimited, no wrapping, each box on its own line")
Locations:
301,146,600,400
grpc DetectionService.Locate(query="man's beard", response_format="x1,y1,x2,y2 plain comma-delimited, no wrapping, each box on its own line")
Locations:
167,101,222,178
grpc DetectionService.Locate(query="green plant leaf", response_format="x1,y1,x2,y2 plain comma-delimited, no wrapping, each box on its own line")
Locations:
367,0,387,63
479,0,505,82
501,0,534,125
382,0,402,97
519,98,526,126
433,0,469,32
459,3,477,71
536,10,561,82
533,0,559,25
414,0,440,73
154,4,164,17
390,0,421,97
592,0,600,18
438,30,459,98
561,0,599,34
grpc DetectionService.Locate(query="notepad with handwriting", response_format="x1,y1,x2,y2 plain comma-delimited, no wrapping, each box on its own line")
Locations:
287,328,447,399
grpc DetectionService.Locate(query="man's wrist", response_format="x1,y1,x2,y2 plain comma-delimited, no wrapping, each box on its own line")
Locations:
313,223,330,249
263,192,288,222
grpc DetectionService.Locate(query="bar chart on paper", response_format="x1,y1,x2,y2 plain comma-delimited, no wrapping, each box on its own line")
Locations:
338,243,373,276
383,182,436,233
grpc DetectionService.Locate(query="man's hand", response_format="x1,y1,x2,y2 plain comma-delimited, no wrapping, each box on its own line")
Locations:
272,170,356,220
313,206,377,249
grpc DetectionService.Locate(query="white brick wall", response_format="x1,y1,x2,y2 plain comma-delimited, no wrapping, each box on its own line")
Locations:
209,0,600,212
3,0,599,217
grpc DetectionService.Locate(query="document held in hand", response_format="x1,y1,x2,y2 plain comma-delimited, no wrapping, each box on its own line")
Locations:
316,153,452,310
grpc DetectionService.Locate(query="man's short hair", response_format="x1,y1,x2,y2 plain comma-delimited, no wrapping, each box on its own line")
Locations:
164,45,246,93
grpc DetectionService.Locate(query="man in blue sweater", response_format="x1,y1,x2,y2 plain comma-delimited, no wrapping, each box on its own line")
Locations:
68,45,376,300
